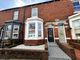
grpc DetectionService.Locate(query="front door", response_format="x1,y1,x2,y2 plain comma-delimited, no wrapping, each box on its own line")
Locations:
48,28,54,42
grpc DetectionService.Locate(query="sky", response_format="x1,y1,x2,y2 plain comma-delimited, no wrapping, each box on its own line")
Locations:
0,0,51,10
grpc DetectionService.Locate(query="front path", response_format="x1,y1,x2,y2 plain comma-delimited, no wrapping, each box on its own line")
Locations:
48,42,72,60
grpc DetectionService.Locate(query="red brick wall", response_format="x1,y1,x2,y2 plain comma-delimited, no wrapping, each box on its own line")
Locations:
54,28,58,38
0,1,74,41
0,1,73,24
38,1,73,22
75,49,80,60
24,1,73,22
0,10,13,25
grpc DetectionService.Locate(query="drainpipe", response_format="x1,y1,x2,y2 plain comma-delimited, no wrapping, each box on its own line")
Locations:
22,6,26,43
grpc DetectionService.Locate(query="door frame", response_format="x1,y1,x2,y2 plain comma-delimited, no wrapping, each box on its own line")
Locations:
58,23,67,43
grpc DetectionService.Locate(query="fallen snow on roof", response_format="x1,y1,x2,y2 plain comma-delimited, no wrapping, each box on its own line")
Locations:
11,44,45,50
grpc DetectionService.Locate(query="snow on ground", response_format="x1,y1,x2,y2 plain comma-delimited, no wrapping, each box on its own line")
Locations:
11,44,45,50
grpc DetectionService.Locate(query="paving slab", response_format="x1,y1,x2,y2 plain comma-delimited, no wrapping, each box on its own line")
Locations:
48,42,72,60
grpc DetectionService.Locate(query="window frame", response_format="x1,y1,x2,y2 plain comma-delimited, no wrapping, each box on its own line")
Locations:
4,24,12,39
13,10,19,20
25,19,43,40
28,22,36,38
12,24,20,39
31,7,38,17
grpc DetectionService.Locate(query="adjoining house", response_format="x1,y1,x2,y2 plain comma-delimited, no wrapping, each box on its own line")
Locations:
0,0,73,46
69,13,80,40
68,0,80,40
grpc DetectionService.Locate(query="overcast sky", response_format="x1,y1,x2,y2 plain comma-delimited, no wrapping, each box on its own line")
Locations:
0,0,51,10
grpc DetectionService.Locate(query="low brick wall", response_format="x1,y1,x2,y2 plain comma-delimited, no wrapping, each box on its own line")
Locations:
67,40,80,60
0,48,48,60
67,40,80,50
56,40,76,60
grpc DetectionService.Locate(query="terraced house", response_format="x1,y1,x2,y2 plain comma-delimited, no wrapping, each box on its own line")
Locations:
0,0,73,45
0,0,80,60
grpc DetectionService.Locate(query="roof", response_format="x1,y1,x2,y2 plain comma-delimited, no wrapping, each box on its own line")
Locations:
0,0,53,12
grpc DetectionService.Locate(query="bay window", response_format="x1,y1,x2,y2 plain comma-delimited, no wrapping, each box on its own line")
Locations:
72,20,80,28
72,20,80,39
3,21,21,40
25,17,44,40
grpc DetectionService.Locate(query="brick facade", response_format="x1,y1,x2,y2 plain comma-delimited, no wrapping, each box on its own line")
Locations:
0,0,74,45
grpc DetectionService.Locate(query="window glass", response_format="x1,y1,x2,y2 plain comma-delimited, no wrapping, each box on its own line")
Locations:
13,11,19,20
0,29,3,39
38,22,42,37
72,20,80,28
75,29,80,39
12,25,19,39
72,19,80,39
32,8,38,17
4,25,12,39
28,23,35,37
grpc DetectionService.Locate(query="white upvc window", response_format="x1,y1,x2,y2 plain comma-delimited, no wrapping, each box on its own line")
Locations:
4,25,12,39
72,20,80,28
27,21,43,39
12,25,20,39
13,11,19,20
31,7,38,17
28,23,35,38
25,17,44,40
72,20,80,39
38,22,42,37
0,29,3,39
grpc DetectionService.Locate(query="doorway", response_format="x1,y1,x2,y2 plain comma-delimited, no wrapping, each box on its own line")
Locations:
48,28,54,42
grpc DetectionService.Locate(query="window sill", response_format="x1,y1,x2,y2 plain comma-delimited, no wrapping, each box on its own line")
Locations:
25,37,44,40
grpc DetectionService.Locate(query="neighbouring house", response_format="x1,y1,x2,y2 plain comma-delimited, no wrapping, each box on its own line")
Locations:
0,0,74,46
69,0,80,40
69,13,80,40
68,13,80,60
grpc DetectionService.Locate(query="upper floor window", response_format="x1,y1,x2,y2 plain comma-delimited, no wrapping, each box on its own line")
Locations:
31,7,38,17
13,10,19,20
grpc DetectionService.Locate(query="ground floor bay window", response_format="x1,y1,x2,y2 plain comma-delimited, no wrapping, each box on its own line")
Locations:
69,14,80,40
0,21,21,47
71,20,80,39
24,17,44,45
3,21,20,40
